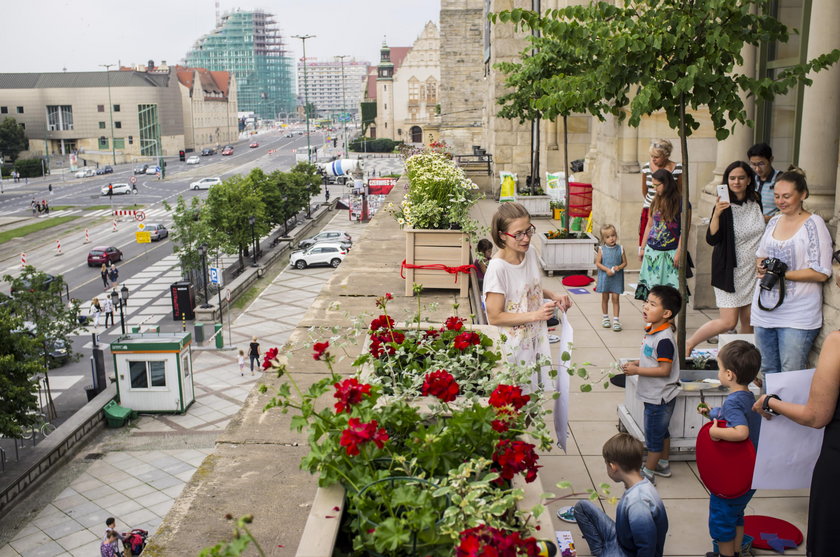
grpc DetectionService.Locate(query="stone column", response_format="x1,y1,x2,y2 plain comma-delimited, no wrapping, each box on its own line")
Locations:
619,122,640,174
796,0,840,218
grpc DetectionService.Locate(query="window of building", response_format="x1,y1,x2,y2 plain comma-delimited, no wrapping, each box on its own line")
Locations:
115,121,122,129
98,137,109,150
128,360,167,389
0,107,7,114
138,104,161,156
113,104,120,112
425,78,438,104
408,78,420,102
16,106,23,114
755,0,809,169
99,121,106,129
98,105,104,112
128,136,133,145
114,138,125,149
47,105,73,130
19,123,25,130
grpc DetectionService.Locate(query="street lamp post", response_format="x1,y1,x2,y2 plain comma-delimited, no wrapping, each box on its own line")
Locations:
336,55,349,157
110,285,130,335
99,64,117,166
292,34,316,163
248,216,258,267
197,245,212,308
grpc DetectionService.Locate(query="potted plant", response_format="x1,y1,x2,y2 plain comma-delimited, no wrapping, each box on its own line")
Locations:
392,151,482,296
514,187,552,217
550,200,564,221
537,227,598,275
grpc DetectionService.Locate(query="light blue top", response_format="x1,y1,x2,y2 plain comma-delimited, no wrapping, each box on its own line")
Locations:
616,478,669,557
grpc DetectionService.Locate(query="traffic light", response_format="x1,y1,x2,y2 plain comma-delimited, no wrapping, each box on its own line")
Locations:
333,138,338,148
179,150,186,162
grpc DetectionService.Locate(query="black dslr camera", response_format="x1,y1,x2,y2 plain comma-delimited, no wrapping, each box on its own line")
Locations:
759,257,788,291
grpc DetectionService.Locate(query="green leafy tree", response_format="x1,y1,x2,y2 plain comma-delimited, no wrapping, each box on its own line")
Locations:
165,196,212,275
0,117,27,162
3,267,81,420
0,306,42,437
493,0,840,358
204,173,268,269
289,162,323,219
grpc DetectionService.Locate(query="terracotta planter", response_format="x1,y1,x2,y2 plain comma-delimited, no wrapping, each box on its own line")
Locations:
536,231,598,275
514,194,551,217
404,229,470,297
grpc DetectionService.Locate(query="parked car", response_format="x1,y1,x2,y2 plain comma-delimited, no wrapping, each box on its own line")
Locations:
200,148,216,156
249,142,259,148
145,223,168,241
100,183,132,196
221,146,234,156
15,322,70,368
145,166,159,175
190,177,222,190
290,243,347,269
133,164,149,175
74,168,96,178
186,155,201,165
10,273,57,294
87,245,123,266
298,230,352,250
95,165,114,175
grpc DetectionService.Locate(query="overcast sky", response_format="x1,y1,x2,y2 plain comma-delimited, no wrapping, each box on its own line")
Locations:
3,0,440,73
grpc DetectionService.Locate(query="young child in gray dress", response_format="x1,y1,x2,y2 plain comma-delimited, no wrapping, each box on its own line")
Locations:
595,224,627,331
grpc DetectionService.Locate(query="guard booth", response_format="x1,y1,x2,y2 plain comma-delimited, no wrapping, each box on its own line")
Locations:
109,332,195,414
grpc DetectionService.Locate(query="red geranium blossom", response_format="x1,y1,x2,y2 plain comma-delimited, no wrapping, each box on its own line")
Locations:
445,316,465,331
261,347,279,370
491,408,517,433
456,525,539,557
423,328,440,340
453,331,481,350
339,417,389,456
368,330,406,358
492,439,541,483
421,369,459,402
369,314,395,332
488,385,531,411
333,378,372,413
312,341,330,361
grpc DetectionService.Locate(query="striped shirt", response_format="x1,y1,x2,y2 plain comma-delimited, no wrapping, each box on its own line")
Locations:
755,168,782,217
641,162,683,208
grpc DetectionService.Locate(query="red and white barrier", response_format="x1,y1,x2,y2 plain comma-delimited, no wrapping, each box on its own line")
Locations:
20,252,26,268
55,239,62,256
112,219,117,232
84,228,90,243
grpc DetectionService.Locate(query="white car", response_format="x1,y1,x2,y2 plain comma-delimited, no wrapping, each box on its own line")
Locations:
100,183,132,195
74,168,96,178
290,243,347,269
298,230,352,249
145,166,159,175
186,155,200,165
190,177,222,190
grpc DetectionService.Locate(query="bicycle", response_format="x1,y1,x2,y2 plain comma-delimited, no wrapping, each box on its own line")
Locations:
19,413,56,440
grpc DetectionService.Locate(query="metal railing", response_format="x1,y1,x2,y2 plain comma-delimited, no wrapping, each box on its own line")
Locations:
454,154,493,175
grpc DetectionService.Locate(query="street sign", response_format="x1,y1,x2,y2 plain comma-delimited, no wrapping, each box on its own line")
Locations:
135,231,151,243
226,288,231,303
209,267,222,285
135,211,146,222
137,223,145,230
129,176,137,185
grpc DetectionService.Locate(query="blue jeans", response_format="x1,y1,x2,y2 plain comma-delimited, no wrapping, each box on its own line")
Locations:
574,500,630,557
754,326,819,375
643,398,677,453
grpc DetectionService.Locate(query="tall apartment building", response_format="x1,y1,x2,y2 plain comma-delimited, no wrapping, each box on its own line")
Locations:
185,9,295,120
296,58,369,119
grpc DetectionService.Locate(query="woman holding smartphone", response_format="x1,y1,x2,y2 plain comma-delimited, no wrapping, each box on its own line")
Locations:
685,161,764,356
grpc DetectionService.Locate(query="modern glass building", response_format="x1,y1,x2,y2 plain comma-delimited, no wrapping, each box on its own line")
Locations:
185,10,295,120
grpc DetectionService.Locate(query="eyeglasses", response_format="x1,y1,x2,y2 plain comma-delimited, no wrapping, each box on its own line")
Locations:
749,161,768,168
502,225,536,241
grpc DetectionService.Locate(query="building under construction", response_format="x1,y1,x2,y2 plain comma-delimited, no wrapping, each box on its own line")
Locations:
185,10,294,120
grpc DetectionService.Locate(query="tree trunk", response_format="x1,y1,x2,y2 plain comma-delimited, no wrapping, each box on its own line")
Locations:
677,96,690,367
563,115,570,230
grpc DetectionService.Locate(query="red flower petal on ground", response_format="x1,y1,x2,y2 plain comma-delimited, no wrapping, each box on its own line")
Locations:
333,378,372,413
312,341,330,361
445,316,465,331
453,331,481,350
421,369,459,402
261,347,279,370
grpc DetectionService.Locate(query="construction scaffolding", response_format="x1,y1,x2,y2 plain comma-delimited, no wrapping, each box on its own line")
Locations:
185,9,295,120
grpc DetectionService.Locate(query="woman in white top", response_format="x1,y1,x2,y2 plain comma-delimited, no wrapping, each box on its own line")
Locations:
751,171,833,375
483,202,572,391
639,139,683,247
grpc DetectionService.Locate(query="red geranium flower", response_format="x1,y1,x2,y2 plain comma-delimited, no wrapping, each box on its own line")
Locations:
312,341,330,361
261,347,279,370
333,378,372,413
488,385,531,411
369,314,395,332
492,439,541,483
453,331,481,350
421,369,459,402
339,417,389,456
491,408,516,433
456,525,539,557
385,292,393,300
423,328,440,340
445,316,465,331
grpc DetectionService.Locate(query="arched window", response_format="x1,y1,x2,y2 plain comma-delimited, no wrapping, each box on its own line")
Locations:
410,126,422,143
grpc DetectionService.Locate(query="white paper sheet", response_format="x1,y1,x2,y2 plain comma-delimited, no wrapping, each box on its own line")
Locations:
752,368,824,490
553,314,573,452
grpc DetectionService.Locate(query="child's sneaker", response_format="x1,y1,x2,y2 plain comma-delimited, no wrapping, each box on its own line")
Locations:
654,460,672,477
641,467,656,485
556,506,576,523
612,320,622,332
601,316,611,328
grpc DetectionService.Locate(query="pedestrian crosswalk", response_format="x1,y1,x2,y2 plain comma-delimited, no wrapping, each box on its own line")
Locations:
0,207,172,219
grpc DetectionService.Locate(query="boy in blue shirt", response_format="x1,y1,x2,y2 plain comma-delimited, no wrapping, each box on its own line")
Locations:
698,340,762,557
574,433,669,557
622,285,682,484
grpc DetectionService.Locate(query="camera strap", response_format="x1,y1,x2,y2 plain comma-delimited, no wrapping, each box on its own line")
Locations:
758,278,785,311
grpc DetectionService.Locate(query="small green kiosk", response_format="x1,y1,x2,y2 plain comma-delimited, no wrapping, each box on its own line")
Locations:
110,332,195,414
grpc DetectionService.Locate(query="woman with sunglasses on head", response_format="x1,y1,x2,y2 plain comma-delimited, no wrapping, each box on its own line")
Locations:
753,250,840,556
640,139,683,247
483,202,572,390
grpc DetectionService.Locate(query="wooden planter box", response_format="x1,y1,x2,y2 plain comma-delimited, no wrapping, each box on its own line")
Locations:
536,231,598,275
616,366,760,460
404,229,470,297
514,194,552,217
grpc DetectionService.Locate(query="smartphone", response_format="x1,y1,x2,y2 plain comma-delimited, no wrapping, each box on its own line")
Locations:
716,184,731,204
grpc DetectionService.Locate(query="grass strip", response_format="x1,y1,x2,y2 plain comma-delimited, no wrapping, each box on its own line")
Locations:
0,216,80,244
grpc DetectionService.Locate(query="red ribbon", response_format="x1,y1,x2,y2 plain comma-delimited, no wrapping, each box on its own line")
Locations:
400,260,477,284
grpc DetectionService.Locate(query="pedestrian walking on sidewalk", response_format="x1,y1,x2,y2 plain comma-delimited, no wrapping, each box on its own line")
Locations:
238,349,246,376
248,337,260,373
108,264,119,287
89,297,102,328
102,296,114,327
100,264,109,288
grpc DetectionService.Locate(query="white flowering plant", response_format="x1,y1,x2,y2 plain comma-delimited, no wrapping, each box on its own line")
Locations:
392,151,481,231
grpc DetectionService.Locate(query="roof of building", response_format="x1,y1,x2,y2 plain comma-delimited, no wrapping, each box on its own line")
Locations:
366,69,378,100
174,66,232,99
0,71,170,89
389,47,411,71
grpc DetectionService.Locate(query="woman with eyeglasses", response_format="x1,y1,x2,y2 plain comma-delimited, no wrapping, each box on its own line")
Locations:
640,139,683,247
753,251,840,556
483,202,572,390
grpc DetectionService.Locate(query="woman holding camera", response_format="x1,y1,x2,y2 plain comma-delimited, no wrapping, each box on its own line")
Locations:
751,171,833,375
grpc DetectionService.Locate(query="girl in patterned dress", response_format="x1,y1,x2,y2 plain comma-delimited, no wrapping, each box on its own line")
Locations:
595,224,627,331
